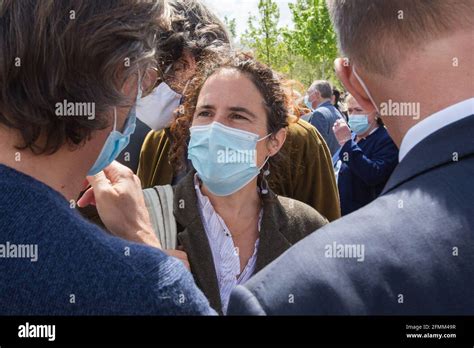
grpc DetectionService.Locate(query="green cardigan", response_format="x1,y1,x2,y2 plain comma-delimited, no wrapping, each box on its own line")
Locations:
173,171,328,314
138,119,341,222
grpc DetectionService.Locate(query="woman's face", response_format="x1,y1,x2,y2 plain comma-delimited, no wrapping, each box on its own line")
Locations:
347,96,377,125
192,68,275,168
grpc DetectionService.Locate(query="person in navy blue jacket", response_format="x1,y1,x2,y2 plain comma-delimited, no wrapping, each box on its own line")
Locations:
332,94,399,216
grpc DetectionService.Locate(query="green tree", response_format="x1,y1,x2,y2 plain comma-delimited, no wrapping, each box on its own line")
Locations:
223,16,237,39
285,0,338,84
235,0,340,90
241,0,281,67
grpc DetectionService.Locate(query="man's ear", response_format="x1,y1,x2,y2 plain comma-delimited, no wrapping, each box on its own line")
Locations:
267,128,287,157
335,58,377,113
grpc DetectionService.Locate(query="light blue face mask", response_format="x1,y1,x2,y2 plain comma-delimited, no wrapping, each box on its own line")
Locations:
87,79,141,176
188,122,271,196
304,94,314,111
348,114,370,135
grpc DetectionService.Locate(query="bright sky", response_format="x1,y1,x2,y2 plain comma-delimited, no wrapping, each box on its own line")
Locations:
202,0,297,36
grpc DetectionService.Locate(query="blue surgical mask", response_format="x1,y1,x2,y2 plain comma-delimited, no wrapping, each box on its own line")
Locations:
304,94,314,111
188,122,271,196
87,79,141,176
348,114,370,135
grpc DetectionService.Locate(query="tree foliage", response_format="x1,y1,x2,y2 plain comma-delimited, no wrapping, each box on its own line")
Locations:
232,0,340,89
285,0,338,83
223,15,237,39
241,0,281,67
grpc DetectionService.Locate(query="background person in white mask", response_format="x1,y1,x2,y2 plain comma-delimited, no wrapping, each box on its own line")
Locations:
117,62,185,172
332,94,398,216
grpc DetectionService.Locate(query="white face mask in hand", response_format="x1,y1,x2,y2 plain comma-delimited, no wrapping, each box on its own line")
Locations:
136,82,182,130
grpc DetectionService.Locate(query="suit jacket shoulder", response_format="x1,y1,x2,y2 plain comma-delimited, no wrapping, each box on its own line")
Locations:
228,115,474,315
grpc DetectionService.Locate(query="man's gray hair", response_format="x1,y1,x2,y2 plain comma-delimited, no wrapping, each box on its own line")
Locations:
309,80,333,99
326,0,474,76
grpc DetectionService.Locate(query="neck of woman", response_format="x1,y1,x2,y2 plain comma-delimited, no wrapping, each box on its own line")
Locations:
201,178,262,221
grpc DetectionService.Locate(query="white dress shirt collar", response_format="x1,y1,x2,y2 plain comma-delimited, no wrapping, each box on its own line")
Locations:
399,98,474,162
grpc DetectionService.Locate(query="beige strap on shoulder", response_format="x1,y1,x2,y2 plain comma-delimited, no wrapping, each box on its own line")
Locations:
142,185,177,249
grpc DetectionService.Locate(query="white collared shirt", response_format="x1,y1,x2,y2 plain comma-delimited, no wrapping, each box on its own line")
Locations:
399,98,474,161
193,174,262,314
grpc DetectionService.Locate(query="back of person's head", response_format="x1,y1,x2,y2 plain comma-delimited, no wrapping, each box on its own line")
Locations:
326,0,473,77
327,0,473,145
309,80,333,99
0,0,167,155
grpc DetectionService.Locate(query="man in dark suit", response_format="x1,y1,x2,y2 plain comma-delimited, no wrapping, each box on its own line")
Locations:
305,80,344,155
228,0,474,315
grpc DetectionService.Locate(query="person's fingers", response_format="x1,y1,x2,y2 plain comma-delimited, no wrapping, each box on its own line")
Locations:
81,179,90,192
86,171,114,196
77,187,96,207
102,161,135,184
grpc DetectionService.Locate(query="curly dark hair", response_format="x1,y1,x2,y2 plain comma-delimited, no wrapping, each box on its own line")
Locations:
156,0,231,86
169,52,290,184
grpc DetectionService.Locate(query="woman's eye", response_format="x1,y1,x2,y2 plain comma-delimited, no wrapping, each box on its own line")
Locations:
197,111,212,117
230,113,248,121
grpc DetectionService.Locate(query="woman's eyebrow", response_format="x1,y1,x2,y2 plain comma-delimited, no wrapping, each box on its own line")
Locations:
196,104,215,110
228,106,257,119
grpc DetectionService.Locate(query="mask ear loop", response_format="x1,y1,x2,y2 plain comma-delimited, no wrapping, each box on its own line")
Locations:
112,107,118,131
352,65,379,113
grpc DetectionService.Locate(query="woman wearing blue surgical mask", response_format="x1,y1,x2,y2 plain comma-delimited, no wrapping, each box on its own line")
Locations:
158,53,327,314
332,94,399,216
